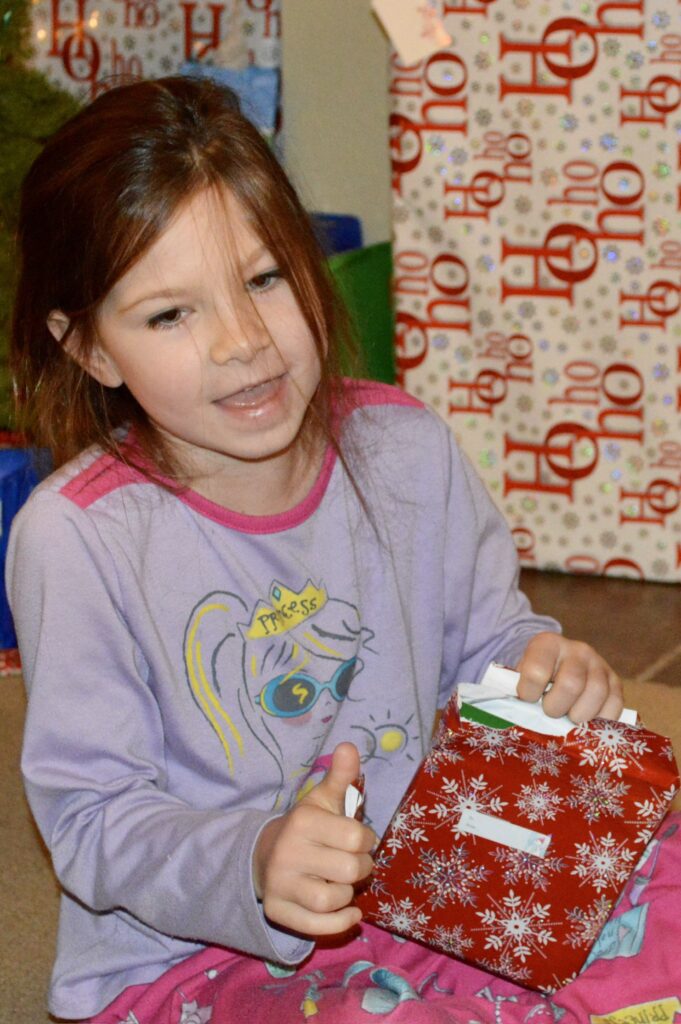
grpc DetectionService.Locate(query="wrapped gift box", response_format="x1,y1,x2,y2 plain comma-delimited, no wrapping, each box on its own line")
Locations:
356,666,679,993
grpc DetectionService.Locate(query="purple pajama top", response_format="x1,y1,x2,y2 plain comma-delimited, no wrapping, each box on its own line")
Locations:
6,381,558,1019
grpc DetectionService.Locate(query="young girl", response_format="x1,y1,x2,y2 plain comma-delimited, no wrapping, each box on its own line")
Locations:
8,76,678,1024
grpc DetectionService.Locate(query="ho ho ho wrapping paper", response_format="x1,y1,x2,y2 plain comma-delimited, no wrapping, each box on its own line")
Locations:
354,663,679,993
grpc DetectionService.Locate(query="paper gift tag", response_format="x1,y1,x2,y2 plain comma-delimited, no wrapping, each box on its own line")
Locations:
371,0,452,64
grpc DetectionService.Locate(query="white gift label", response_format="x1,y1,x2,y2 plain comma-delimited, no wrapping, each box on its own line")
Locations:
371,0,452,64
457,808,552,858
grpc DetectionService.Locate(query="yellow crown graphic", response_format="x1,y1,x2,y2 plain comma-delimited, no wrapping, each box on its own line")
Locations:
246,580,328,640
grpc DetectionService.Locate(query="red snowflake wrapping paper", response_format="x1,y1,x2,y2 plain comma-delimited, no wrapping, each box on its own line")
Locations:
356,699,679,993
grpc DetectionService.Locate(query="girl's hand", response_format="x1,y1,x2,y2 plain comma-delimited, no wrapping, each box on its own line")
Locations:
516,631,624,723
252,742,376,937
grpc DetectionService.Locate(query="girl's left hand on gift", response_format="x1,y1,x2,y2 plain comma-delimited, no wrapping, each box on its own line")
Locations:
516,632,623,723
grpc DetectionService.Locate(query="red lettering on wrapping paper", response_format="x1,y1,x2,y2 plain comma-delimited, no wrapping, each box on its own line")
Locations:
114,0,159,28
443,171,505,220
620,74,681,126
448,369,507,415
503,423,599,499
620,477,681,526
620,280,681,331
549,362,644,443
678,543,681,571
652,33,681,65
181,2,224,61
499,6,643,99
391,53,468,194
480,331,533,384
393,250,429,296
511,526,536,564
49,0,100,93
564,554,645,579
395,253,471,383
652,440,681,470
653,240,681,278
245,0,280,39
390,55,424,98
548,160,645,244
475,131,533,184
442,0,497,16
110,39,143,79
449,331,533,415
550,360,643,406
500,223,598,303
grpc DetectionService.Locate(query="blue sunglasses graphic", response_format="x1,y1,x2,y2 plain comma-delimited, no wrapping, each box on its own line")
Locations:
257,657,358,718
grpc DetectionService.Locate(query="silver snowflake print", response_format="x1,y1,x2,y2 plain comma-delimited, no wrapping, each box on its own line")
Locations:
476,889,557,964
566,770,629,823
409,843,490,909
478,951,533,984
571,832,636,892
520,740,569,777
491,846,566,893
626,785,677,845
429,774,508,836
375,895,430,941
385,797,429,854
515,781,564,824
432,922,474,957
463,723,522,763
423,742,464,776
566,722,651,778
564,894,612,949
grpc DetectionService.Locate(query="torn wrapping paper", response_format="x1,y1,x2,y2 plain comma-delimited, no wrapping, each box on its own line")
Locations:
356,664,679,993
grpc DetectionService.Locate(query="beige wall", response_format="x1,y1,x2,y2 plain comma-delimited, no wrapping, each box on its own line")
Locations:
281,0,392,245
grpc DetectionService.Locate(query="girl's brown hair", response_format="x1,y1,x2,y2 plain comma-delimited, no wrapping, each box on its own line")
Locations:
12,75,360,477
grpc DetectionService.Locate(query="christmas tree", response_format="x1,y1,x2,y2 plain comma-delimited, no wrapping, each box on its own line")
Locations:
0,0,79,428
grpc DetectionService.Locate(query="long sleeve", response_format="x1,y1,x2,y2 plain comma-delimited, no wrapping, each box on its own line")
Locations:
439,428,560,702
7,492,310,967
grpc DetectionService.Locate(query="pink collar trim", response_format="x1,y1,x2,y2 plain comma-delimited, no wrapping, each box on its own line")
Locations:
176,443,338,533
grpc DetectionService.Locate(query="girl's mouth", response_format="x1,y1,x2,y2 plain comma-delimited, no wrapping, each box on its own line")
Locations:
217,374,286,410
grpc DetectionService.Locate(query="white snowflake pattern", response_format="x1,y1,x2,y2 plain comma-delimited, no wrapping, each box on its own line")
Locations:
566,769,629,824
462,723,522,763
422,742,465,776
374,895,431,940
475,889,556,964
478,951,533,984
628,785,679,844
571,832,636,892
432,922,474,957
566,721,651,778
491,846,566,892
564,894,612,949
385,798,429,853
408,843,491,909
520,740,569,777
429,774,508,836
514,781,564,823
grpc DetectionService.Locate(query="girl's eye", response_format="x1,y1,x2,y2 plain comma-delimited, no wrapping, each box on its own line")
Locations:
246,268,282,294
146,307,187,330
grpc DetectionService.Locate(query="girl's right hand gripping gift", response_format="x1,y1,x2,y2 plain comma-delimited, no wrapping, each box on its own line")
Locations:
355,664,680,993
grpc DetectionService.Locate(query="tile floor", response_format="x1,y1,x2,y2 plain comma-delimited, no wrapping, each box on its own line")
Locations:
519,569,681,686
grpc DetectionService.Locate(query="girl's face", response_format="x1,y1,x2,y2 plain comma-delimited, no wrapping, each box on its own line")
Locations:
88,187,322,496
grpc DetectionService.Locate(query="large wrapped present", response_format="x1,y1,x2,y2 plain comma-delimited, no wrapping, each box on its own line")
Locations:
356,665,679,993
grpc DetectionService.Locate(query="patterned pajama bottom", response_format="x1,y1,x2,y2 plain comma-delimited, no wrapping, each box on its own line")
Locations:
89,814,681,1024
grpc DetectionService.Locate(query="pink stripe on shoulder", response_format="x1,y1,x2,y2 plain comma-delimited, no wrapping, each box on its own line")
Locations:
60,453,149,508
343,378,423,409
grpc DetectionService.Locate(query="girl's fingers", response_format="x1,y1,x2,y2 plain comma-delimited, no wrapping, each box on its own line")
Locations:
263,879,362,936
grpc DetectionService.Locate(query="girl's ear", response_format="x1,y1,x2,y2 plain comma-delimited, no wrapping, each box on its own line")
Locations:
47,310,123,388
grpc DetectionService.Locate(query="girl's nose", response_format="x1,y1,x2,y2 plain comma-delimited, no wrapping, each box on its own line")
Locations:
209,306,271,365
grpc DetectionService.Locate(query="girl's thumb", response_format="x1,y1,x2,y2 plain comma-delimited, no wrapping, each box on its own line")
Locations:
304,742,360,815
